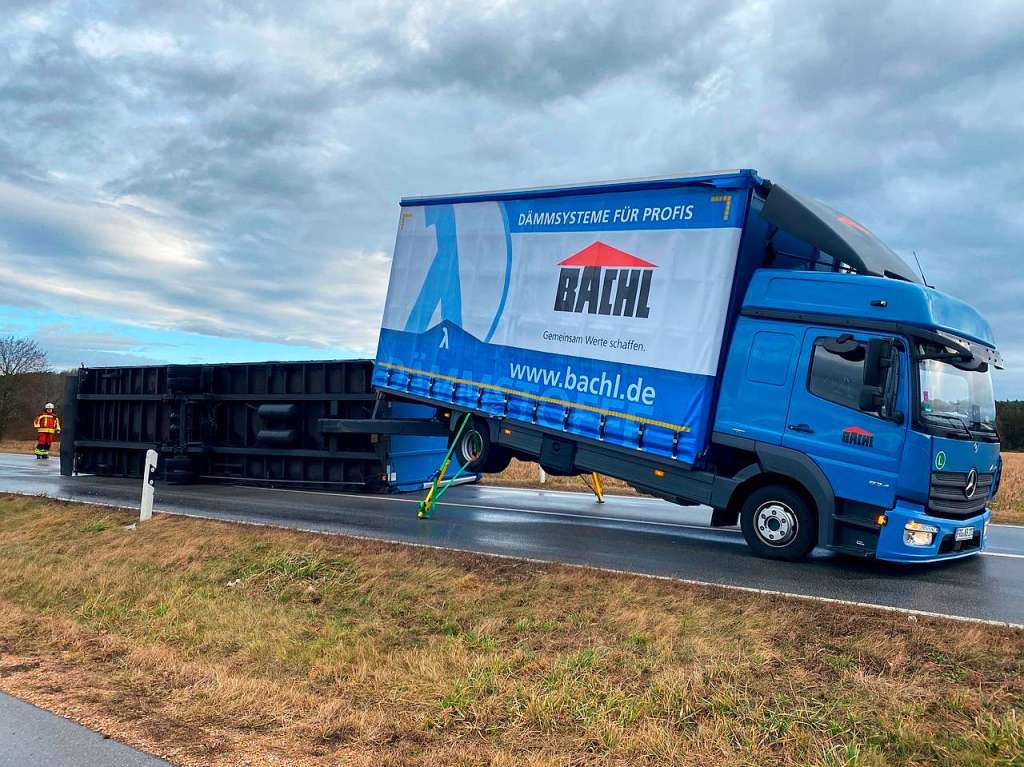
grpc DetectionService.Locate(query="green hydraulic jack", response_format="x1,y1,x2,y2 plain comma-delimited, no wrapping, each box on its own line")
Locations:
418,412,473,519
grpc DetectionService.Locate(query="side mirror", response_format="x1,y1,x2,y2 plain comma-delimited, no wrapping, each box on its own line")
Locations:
863,338,891,388
859,385,883,412
861,338,901,420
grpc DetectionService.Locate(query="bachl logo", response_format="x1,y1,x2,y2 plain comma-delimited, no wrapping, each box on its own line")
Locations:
553,242,655,318
842,426,874,448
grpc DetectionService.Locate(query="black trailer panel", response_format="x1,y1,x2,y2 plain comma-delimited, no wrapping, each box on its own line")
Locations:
63,359,458,492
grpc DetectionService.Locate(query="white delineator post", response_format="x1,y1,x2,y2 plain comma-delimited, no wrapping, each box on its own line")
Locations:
140,449,158,522
539,465,547,484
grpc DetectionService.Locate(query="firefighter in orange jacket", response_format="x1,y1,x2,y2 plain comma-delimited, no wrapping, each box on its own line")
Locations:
33,403,60,459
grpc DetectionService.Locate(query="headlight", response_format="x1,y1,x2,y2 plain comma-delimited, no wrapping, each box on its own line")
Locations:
984,520,990,539
904,520,939,547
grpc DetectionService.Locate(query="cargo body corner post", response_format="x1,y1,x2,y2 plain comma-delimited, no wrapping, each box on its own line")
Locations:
58,371,80,477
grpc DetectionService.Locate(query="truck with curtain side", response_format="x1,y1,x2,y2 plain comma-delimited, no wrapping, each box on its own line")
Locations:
372,169,1003,562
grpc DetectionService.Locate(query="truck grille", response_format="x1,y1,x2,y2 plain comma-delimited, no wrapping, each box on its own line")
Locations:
928,471,993,520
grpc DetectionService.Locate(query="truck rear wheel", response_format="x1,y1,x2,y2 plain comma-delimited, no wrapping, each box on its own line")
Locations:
739,485,816,561
451,418,510,473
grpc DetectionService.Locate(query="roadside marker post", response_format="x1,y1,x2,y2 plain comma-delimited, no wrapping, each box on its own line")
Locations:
140,449,158,522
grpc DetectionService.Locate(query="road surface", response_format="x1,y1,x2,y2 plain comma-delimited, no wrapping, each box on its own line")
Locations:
0,692,171,767
1,452,1022,626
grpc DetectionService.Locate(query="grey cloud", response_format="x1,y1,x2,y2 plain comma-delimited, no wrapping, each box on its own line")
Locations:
45,348,165,370
0,0,1022,394
362,0,743,103
26,323,168,370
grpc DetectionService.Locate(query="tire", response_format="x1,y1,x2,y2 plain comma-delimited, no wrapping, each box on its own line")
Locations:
451,418,492,474
739,484,817,561
481,447,512,474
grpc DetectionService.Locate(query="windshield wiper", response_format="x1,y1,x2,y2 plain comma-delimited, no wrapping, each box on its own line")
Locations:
969,421,1000,440
921,412,973,439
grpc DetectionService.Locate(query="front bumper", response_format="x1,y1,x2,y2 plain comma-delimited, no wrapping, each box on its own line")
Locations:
874,500,989,563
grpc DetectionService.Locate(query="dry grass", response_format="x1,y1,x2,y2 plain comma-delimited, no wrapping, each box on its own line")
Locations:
485,458,637,495
990,452,1024,525
0,439,53,453
0,494,1022,766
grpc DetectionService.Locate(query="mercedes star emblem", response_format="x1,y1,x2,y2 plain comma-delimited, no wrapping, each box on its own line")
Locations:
964,468,978,499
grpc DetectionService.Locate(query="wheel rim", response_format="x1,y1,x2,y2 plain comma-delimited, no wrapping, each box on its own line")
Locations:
753,500,799,547
459,429,484,464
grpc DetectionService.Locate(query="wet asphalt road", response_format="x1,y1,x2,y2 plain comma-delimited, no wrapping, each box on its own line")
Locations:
1,452,1022,626
0,692,171,767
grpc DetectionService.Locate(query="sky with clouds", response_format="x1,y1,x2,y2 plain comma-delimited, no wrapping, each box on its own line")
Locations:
1,1,1022,395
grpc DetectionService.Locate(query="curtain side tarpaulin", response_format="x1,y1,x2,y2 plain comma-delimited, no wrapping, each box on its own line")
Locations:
374,184,750,464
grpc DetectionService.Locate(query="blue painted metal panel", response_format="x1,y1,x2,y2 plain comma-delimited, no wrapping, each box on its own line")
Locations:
927,435,1001,477
742,270,997,348
897,430,933,505
781,327,911,510
875,500,989,563
715,318,800,445
386,400,469,492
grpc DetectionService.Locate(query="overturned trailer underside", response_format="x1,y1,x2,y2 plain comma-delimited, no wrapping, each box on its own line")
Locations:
60,359,460,493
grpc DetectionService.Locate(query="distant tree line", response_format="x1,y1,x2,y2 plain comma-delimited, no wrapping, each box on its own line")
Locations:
0,336,69,442
997,401,1024,451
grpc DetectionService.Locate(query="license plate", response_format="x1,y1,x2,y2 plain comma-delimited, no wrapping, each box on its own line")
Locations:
955,526,975,542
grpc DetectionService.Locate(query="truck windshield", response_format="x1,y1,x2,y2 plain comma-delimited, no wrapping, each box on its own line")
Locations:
918,357,997,438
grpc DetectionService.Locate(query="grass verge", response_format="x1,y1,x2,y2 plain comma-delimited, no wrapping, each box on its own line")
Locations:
0,493,1022,766
0,439,58,454
990,452,1024,525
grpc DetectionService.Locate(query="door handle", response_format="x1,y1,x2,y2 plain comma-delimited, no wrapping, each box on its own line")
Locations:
787,423,814,434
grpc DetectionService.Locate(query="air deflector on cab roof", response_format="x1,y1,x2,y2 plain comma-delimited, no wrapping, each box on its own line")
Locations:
761,183,922,284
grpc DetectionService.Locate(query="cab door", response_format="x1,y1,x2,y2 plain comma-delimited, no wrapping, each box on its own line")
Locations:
781,328,909,509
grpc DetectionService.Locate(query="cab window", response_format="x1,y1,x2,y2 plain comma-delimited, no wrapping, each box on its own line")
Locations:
808,339,866,411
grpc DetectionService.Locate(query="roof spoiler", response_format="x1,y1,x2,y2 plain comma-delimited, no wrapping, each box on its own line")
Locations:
761,183,923,284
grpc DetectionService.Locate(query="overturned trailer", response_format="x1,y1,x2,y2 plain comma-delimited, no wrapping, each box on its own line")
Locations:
60,359,466,492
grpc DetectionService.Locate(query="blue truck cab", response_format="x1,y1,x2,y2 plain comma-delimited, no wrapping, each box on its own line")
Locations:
716,269,1001,562
372,169,1003,563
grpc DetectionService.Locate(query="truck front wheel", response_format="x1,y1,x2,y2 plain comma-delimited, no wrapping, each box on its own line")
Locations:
739,485,817,561
453,419,488,472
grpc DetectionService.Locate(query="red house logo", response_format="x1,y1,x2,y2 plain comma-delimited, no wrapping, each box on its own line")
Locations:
553,242,656,318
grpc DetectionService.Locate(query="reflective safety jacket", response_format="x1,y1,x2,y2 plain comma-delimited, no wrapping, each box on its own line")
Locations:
33,413,61,434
